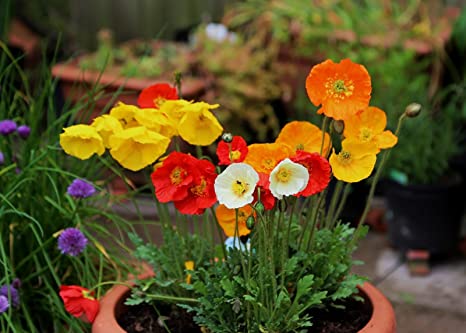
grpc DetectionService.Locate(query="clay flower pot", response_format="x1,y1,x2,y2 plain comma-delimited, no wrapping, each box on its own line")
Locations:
92,281,396,333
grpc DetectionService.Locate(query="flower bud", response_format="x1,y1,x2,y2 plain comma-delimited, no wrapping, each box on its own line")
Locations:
222,132,233,143
254,201,265,214
246,216,255,230
333,120,344,134
0,152,4,165
404,103,421,118
0,120,17,136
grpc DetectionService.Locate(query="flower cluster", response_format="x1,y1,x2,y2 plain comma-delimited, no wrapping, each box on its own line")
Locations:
58,59,400,330
60,83,223,171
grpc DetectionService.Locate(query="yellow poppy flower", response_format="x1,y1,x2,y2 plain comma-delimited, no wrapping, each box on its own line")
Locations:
177,102,223,146
329,139,378,183
344,106,398,151
215,204,254,237
91,115,123,148
108,126,170,171
243,143,293,174
275,121,331,156
59,124,105,160
109,102,140,128
133,108,177,138
158,99,193,129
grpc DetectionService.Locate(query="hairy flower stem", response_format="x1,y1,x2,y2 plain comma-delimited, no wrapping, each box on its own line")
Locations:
209,208,227,259
353,113,407,243
320,116,330,156
280,198,297,289
325,180,343,228
329,183,351,229
305,191,326,253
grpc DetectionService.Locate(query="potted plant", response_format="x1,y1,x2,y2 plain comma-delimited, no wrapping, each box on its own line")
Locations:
57,59,407,332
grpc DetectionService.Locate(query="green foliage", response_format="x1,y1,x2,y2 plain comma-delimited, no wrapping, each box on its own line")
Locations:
191,25,284,142
180,224,366,333
0,44,133,332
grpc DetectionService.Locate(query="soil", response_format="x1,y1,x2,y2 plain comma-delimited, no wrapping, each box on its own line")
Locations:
118,295,371,333
118,302,201,333
307,295,372,333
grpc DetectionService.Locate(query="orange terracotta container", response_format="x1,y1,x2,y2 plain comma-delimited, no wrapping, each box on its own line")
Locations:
92,281,396,333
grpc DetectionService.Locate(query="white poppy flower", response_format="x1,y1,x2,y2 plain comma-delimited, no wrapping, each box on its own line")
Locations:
269,158,309,199
214,163,259,209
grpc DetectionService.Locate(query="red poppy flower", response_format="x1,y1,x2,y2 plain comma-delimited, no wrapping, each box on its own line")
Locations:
151,152,198,203
216,136,248,165
137,83,179,109
253,172,276,210
291,150,331,197
174,159,218,215
59,285,99,323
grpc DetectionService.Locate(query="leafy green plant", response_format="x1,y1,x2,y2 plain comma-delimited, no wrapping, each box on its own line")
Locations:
0,43,133,332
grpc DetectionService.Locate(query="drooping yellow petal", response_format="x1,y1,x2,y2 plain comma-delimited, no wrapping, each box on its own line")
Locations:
133,108,177,138
108,126,170,171
178,107,223,146
109,102,140,128
374,131,398,149
91,115,123,148
59,124,105,160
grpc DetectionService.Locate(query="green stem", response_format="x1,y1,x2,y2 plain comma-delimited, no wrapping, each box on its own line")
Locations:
330,183,351,229
145,293,199,304
325,180,343,228
353,114,407,242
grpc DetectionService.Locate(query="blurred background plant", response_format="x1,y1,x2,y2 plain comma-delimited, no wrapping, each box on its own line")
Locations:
0,43,135,332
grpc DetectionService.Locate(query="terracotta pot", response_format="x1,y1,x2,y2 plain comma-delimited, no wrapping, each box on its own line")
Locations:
92,281,396,333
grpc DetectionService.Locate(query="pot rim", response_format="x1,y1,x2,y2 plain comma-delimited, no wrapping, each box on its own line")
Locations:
92,281,396,333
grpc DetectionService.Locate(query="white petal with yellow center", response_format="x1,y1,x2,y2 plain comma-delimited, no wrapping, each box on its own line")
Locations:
269,158,309,199
214,163,259,209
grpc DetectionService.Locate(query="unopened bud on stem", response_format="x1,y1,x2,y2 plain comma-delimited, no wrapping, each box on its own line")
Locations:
222,133,233,143
333,120,344,134
404,103,422,118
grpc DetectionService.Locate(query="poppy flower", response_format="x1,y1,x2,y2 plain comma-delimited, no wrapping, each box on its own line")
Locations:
269,158,309,200
275,121,331,156
137,83,179,109
291,151,331,197
343,106,398,151
59,285,99,323
109,102,141,128
306,59,372,120
133,109,177,138
59,125,105,160
215,163,259,209
151,152,198,203
329,139,378,183
243,143,293,175
177,102,223,146
253,172,276,210
215,204,255,237
174,159,218,215
91,115,123,148
108,126,170,171
216,136,248,165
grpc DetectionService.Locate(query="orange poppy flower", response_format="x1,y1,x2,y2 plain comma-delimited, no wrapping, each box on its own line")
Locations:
306,59,372,120
275,121,331,156
215,204,255,237
243,143,293,174
343,106,398,151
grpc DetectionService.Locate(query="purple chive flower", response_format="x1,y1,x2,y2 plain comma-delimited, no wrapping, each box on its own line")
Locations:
58,228,88,256
0,284,20,308
0,120,17,136
17,125,31,139
0,296,9,313
0,152,4,165
67,179,96,198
